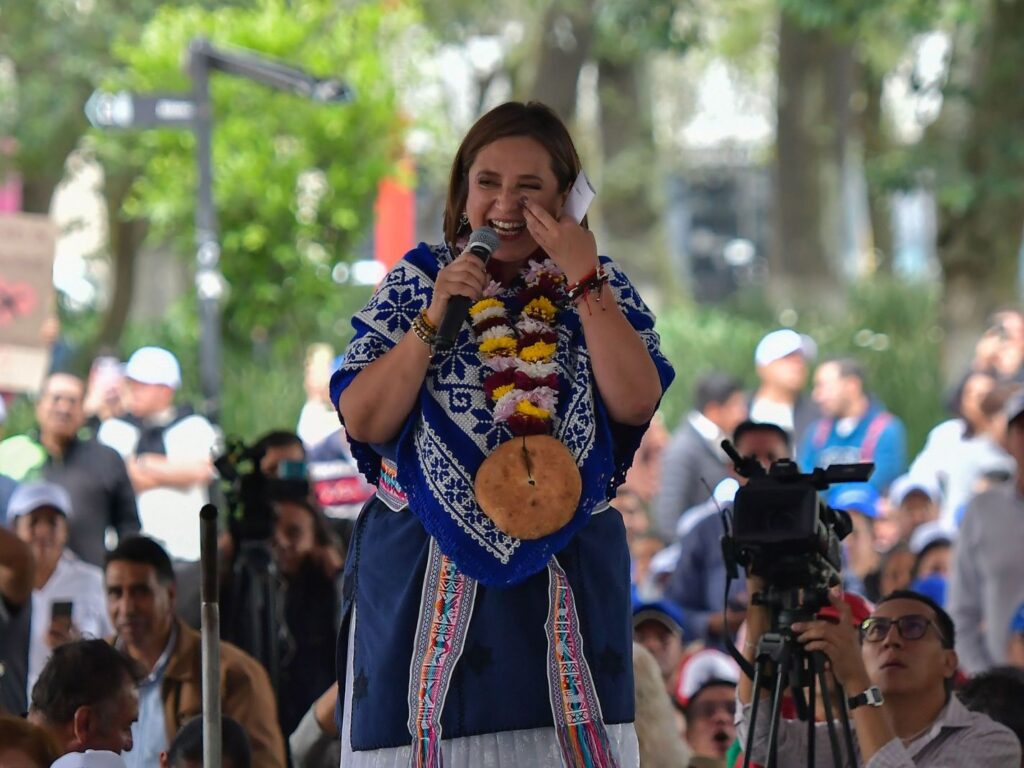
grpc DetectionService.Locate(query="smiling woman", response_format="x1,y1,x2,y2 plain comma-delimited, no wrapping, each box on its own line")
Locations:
332,101,675,767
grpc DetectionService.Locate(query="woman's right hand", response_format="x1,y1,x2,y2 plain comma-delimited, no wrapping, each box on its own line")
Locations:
425,252,490,328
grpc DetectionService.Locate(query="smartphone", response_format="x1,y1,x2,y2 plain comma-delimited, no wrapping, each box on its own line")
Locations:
50,600,73,632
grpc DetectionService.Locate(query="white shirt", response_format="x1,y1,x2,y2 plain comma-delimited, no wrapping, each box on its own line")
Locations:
98,412,220,561
29,551,112,698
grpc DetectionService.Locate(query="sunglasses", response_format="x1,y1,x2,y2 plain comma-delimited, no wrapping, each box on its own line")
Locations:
859,614,946,644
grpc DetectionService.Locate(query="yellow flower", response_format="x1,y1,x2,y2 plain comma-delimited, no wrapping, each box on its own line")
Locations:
524,296,557,322
480,337,517,355
492,384,515,401
520,341,556,362
515,400,551,420
470,298,504,317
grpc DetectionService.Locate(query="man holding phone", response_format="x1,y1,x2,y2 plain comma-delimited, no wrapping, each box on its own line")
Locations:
8,481,111,699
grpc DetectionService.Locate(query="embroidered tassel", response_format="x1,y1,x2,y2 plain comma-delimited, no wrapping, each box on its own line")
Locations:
546,559,620,768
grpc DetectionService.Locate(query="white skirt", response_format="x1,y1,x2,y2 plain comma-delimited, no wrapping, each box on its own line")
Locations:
340,606,640,768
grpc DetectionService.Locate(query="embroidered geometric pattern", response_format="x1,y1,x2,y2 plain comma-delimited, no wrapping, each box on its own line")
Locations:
416,421,520,563
545,558,618,768
407,539,478,768
376,458,408,511
332,242,674,586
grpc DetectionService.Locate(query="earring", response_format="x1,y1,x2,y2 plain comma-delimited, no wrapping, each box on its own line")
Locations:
458,211,469,230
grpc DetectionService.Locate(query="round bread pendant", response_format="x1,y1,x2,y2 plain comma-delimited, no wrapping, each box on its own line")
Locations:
474,434,583,540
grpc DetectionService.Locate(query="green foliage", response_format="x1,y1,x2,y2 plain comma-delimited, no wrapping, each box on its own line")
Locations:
655,277,944,455
88,0,422,351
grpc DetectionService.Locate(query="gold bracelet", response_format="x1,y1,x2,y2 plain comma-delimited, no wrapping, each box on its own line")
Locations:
410,310,437,348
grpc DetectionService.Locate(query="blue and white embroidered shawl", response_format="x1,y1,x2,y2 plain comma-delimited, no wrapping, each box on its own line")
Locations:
331,242,674,587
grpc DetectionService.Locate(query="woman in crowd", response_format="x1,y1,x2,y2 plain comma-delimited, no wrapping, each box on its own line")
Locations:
333,101,673,766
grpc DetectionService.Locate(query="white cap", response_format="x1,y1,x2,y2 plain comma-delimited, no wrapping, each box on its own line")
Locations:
123,346,181,389
7,481,72,526
51,751,128,768
888,473,942,508
674,648,740,707
754,329,817,367
909,520,954,556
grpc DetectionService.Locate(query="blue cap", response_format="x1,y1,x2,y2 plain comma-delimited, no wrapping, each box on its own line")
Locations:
911,574,948,608
828,484,880,520
1011,602,1024,634
632,600,685,636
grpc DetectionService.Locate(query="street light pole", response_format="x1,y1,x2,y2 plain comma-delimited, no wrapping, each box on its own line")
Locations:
189,40,223,421
185,37,353,420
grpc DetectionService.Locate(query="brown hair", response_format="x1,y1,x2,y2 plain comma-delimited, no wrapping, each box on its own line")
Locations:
442,101,585,246
0,716,61,767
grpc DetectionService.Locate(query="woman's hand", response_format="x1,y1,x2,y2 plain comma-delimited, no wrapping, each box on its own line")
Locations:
521,199,598,283
426,252,489,328
792,590,871,692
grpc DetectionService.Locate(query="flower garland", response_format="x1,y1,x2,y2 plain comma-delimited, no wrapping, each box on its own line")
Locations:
469,258,565,436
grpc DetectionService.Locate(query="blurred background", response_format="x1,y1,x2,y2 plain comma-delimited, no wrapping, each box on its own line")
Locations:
1,0,1022,453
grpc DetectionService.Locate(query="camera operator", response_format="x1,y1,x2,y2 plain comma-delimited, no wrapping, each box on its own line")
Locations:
736,583,1020,766
270,496,342,737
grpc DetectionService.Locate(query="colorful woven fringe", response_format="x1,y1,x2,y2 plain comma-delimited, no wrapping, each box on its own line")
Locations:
545,559,619,768
407,539,477,768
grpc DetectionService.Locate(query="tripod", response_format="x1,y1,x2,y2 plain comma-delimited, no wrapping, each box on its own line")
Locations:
225,539,286,691
742,587,858,768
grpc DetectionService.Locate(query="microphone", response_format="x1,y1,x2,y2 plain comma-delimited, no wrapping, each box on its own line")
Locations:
434,226,501,351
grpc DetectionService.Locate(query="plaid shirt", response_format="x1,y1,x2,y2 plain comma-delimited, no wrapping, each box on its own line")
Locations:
736,694,1020,767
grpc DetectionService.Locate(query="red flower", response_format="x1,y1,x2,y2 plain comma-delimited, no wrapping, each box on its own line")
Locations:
0,281,37,326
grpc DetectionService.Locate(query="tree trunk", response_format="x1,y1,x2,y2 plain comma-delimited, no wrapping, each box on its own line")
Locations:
596,55,664,287
861,67,893,274
772,12,851,306
529,0,596,121
94,172,147,353
934,0,1024,379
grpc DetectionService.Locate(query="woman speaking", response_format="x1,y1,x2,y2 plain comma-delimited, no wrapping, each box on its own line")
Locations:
333,101,674,767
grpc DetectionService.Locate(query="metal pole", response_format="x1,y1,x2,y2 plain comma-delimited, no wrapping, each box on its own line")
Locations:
190,38,223,422
200,504,222,767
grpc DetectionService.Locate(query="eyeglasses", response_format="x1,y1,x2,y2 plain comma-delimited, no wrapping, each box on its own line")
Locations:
689,699,737,720
860,614,947,644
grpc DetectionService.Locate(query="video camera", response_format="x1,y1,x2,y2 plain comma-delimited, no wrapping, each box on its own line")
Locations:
214,437,310,543
721,439,872,599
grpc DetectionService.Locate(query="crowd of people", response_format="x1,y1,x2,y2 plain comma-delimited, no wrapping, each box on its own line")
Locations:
1,101,1024,768
623,314,1024,765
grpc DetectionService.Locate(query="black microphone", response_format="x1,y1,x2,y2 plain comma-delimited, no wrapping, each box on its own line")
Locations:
434,226,501,351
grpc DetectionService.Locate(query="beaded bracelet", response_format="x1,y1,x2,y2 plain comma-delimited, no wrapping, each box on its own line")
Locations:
410,309,438,348
566,265,610,314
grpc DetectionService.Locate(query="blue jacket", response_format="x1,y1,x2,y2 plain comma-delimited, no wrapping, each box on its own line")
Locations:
797,400,906,493
664,498,746,647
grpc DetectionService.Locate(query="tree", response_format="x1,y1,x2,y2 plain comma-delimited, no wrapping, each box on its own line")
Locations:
89,0,423,350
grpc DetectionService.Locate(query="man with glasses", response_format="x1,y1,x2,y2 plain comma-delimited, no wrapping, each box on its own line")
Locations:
737,585,1020,766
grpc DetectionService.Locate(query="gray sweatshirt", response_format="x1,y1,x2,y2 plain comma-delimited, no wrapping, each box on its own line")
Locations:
948,483,1024,674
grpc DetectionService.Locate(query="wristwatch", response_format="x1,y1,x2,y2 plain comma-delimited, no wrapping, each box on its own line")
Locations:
848,685,884,710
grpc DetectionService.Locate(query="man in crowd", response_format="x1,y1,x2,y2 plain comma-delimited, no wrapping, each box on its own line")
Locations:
673,649,740,765
888,474,942,543
738,587,1020,765
98,348,219,562
632,601,686,691
949,392,1024,673
0,515,35,715
0,372,139,566
799,358,907,494
829,484,882,600
665,420,791,648
104,535,285,768
749,328,819,443
653,372,748,536
8,482,111,697
28,638,139,757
